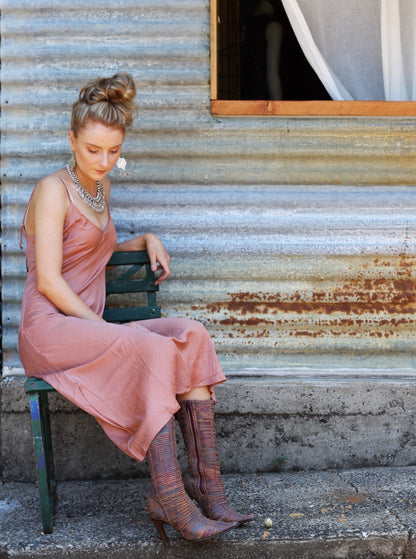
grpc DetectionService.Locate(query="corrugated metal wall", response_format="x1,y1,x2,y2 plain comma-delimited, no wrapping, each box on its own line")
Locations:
2,0,416,376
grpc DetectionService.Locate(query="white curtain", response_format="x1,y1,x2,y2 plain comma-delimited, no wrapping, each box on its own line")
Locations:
281,0,416,100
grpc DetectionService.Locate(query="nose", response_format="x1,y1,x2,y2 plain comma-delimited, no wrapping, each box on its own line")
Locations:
99,152,109,167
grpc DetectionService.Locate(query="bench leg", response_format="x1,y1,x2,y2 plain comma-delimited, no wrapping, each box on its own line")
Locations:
28,390,56,533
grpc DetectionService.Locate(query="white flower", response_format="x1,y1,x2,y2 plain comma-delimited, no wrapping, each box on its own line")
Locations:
116,157,127,170
264,517,273,528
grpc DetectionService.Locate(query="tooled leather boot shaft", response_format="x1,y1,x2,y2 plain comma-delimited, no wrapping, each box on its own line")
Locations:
176,400,254,524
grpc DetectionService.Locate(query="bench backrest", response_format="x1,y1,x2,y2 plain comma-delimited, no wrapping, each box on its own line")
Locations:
103,250,161,322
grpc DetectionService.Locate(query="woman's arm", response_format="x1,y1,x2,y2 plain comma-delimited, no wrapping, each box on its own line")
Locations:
33,176,105,321
116,233,171,285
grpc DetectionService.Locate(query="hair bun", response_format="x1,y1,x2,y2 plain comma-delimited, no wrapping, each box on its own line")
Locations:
81,73,136,109
72,72,137,134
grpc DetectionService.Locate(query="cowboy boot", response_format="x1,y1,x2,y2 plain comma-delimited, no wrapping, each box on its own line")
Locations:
146,416,238,545
176,399,254,524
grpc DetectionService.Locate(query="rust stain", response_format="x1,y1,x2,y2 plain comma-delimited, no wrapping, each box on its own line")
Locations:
344,495,365,504
219,317,274,326
203,255,416,339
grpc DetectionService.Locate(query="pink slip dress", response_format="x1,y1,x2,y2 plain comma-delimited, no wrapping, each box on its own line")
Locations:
18,177,226,461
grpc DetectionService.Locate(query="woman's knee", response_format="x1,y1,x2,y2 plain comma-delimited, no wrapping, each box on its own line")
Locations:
188,318,211,342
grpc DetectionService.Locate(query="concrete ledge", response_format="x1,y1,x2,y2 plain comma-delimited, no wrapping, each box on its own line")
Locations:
2,373,416,481
1,467,416,558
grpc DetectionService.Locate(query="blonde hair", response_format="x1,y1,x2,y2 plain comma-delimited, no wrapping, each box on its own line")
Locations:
71,72,136,136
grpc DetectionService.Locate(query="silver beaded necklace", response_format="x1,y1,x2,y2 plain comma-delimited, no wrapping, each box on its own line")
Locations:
66,164,106,213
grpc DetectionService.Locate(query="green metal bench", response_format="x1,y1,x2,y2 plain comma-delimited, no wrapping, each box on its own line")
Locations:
25,250,161,533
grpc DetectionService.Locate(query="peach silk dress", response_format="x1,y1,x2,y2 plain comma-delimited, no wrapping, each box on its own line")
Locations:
18,177,226,461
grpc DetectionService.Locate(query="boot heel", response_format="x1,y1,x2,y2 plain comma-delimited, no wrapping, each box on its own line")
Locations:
151,517,169,546
147,417,238,542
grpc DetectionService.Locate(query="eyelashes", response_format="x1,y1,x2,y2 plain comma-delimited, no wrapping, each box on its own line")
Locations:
87,149,120,155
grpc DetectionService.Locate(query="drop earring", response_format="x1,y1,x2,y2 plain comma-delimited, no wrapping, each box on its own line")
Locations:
68,152,75,168
116,157,127,170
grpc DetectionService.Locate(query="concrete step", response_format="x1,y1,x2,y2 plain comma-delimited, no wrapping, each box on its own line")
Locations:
5,374,416,482
1,466,416,559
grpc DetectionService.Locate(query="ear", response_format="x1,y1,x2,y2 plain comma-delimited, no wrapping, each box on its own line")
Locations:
68,130,75,150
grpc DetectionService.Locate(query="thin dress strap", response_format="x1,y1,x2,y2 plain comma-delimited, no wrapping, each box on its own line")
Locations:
57,174,76,203
20,185,37,249
19,174,74,249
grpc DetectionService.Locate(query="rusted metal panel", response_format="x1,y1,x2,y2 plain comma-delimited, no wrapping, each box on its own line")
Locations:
2,1,416,377
157,251,416,371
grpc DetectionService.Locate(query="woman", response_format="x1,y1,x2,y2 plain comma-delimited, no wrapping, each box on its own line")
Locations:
18,72,253,545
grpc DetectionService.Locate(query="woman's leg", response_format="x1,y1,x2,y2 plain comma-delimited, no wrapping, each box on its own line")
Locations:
176,390,254,525
146,416,237,545
177,386,211,401
143,318,253,525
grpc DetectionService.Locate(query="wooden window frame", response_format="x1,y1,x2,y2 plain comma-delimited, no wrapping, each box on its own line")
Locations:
210,0,416,117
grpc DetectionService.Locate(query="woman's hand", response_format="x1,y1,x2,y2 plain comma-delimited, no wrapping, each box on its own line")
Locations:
116,233,171,285
144,233,171,285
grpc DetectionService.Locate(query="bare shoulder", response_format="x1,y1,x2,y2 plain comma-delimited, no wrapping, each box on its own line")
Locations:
36,172,66,192
25,172,70,233
30,172,72,220
33,172,70,205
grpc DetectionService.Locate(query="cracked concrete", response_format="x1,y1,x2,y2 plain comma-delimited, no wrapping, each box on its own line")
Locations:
337,467,416,556
1,466,416,558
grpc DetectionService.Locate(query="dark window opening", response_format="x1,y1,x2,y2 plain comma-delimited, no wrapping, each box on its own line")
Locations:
217,0,330,101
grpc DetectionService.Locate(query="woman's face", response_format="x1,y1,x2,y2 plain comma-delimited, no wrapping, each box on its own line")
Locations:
68,120,125,187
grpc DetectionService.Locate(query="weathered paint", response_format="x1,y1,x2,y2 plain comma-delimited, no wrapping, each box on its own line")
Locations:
159,251,416,371
2,1,416,377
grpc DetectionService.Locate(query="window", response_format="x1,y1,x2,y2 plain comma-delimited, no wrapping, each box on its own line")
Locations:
210,0,416,116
